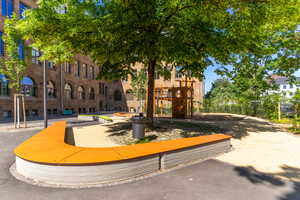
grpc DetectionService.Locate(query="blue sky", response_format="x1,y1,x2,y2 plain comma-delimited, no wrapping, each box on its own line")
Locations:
203,59,300,94
203,59,233,94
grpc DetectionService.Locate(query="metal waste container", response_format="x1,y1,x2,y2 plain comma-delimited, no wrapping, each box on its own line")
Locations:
131,113,147,139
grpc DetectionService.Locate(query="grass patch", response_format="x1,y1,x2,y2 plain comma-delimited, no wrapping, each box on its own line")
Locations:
78,114,112,121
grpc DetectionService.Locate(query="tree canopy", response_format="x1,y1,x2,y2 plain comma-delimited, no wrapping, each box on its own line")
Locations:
7,0,300,124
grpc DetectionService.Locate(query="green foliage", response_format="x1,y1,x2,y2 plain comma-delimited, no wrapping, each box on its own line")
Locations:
0,14,32,93
11,0,300,121
205,77,235,106
130,68,148,100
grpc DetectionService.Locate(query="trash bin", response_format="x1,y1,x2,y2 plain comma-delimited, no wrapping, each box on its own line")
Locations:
131,113,147,139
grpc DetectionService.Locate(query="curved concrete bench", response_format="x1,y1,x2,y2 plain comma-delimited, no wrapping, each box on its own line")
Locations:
15,121,231,184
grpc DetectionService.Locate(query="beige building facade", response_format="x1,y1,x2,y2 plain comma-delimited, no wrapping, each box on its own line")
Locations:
0,0,203,118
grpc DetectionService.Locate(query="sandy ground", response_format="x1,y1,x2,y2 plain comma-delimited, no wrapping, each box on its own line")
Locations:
68,113,300,183
66,116,131,147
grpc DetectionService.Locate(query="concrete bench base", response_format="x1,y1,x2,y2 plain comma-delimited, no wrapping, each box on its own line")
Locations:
14,121,231,185
161,140,231,169
16,155,159,184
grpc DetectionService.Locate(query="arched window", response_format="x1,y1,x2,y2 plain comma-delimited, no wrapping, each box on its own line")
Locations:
89,87,95,100
114,90,121,101
126,89,133,101
78,86,85,100
64,84,73,99
47,81,56,98
21,77,36,97
0,74,8,96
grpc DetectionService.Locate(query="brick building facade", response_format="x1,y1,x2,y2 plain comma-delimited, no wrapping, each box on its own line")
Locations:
0,0,203,118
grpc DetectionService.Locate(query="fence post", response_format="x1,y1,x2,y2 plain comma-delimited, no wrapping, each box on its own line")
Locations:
278,102,281,121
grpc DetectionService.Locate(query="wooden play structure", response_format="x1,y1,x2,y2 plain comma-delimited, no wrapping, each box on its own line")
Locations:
143,77,195,119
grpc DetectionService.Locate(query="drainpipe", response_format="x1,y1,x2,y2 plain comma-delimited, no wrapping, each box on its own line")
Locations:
60,64,63,112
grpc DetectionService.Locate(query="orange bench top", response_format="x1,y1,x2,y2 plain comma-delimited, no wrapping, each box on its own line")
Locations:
15,121,231,165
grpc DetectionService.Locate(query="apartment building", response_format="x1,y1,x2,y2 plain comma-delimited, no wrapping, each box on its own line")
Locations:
267,77,300,98
0,0,203,118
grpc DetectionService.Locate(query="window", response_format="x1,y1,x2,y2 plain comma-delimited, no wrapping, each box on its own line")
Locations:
175,66,182,79
0,32,3,56
47,81,56,98
283,85,287,89
290,85,293,89
131,69,137,82
64,84,73,99
102,84,105,96
56,5,67,14
32,110,38,116
47,60,55,69
83,64,87,78
65,62,71,73
154,71,160,80
90,66,94,79
3,111,12,118
99,83,102,94
122,76,128,82
126,90,133,101
283,93,286,96
89,87,95,100
21,77,36,97
2,0,13,17
0,74,8,96
78,86,85,100
290,92,293,96
74,61,80,76
114,90,121,101
105,86,107,98
187,70,191,78
113,79,119,83
32,48,41,65
19,3,28,19
99,100,103,110
168,89,172,98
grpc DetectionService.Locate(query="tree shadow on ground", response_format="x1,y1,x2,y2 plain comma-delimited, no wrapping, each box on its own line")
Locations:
234,164,300,200
205,118,284,140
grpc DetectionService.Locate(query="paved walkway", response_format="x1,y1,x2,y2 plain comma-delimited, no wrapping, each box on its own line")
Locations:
69,114,300,184
1,114,300,199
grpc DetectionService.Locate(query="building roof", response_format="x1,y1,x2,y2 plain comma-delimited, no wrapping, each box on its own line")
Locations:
275,77,300,85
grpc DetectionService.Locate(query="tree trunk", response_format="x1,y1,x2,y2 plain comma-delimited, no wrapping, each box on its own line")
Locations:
294,104,298,119
146,58,156,127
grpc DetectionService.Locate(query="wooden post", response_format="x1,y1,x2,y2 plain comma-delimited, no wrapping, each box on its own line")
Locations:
14,94,16,129
157,92,159,115
188,100,190,116
153,80,155,114
22,95,27,128
191,78,194,118
278,102,281,121
161,85,163,115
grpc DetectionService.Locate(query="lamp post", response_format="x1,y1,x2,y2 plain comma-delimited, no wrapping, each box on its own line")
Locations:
43,59,47,128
